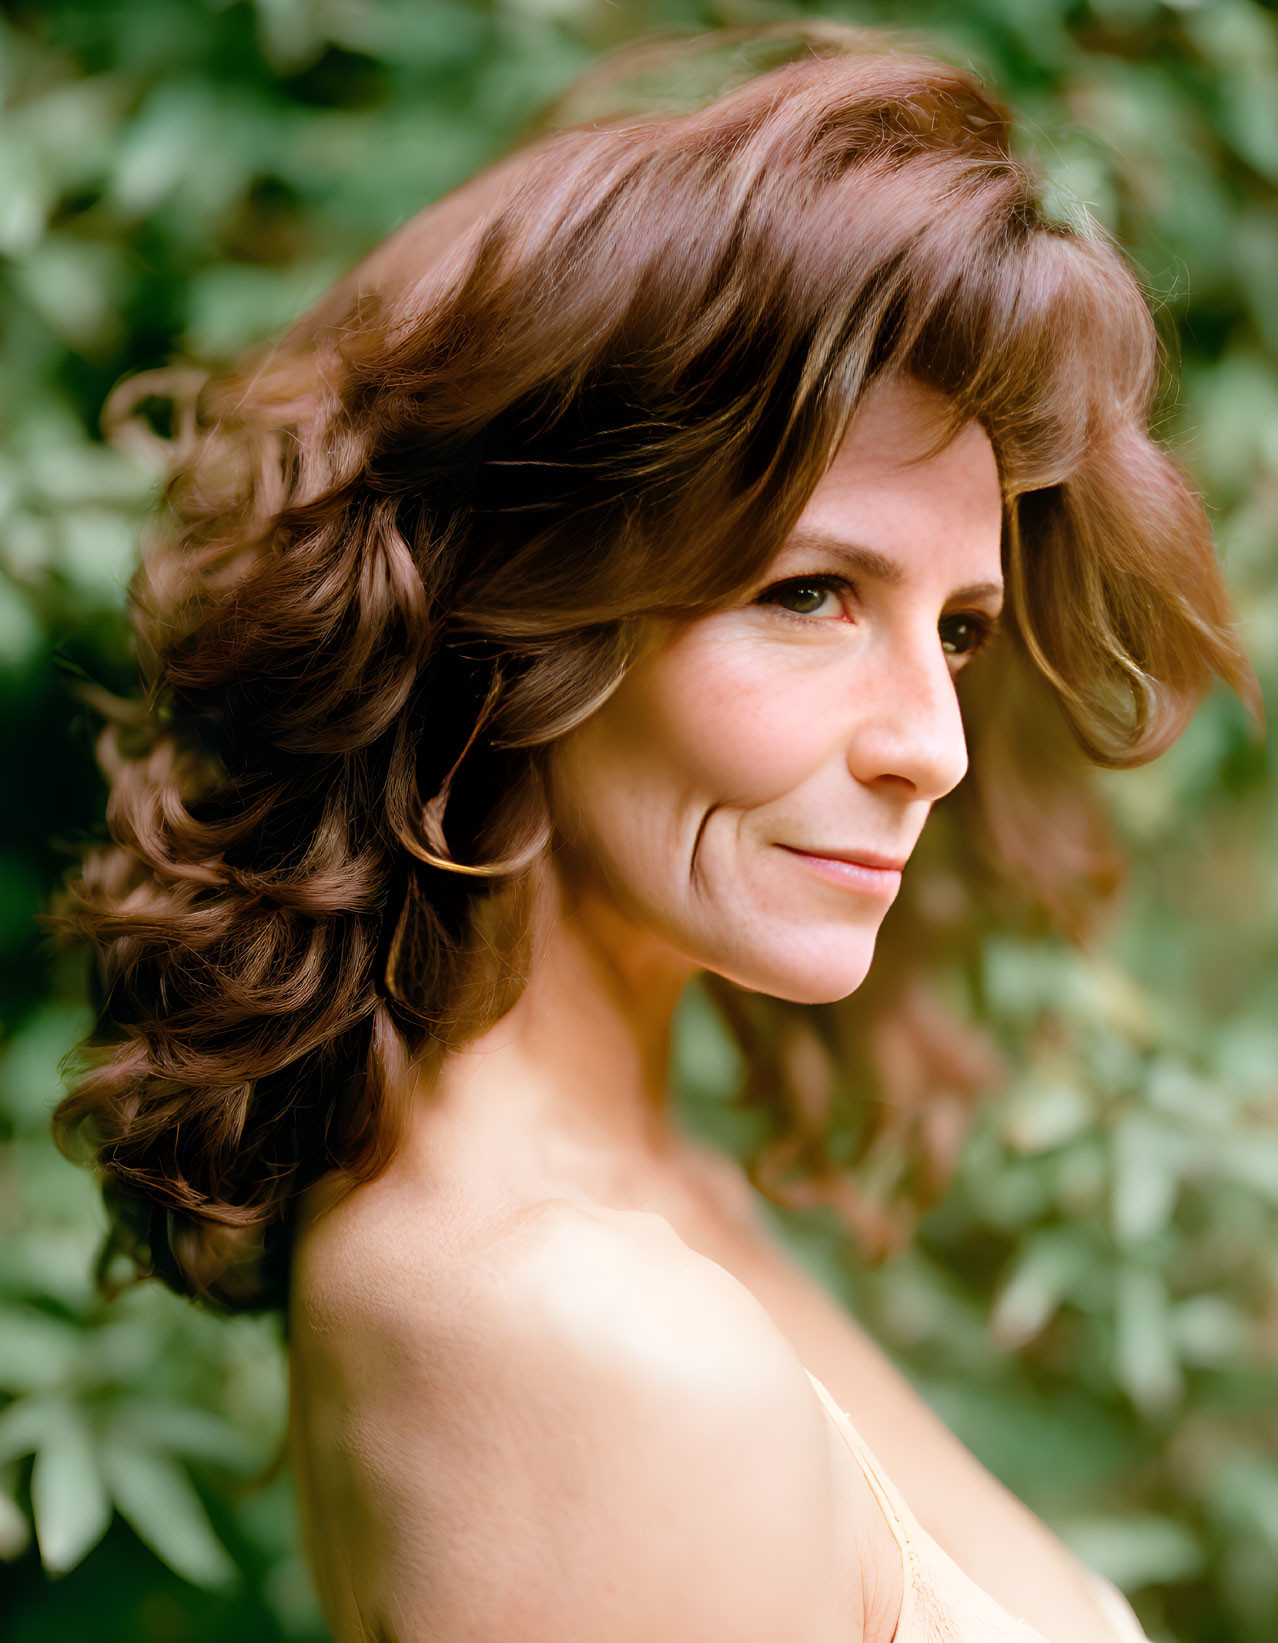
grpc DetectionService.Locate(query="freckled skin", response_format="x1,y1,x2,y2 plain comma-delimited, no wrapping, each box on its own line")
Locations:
547,371,1005,1005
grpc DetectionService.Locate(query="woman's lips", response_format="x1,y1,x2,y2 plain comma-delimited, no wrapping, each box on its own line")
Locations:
775,844,905,896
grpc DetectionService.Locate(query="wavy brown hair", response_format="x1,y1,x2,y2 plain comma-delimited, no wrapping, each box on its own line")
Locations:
44,22,1261,1312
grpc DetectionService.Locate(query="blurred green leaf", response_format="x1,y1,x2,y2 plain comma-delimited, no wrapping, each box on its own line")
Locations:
672,979,746,1104
0,1307,82,1392
1,1002,96,1134
991,1227,1091,1349
0,1394,61,1466
30,1404,112,1575
1062,1512,1206,1589
1205,1451,1278,1552
100,1441,239,1590
1110,1114,1186,1244
1172,1294,1252,1367
107,1399,260,1471
0,1466,32,1561
182,258,347,359
0,577,43,671
1114,1264,1184,1417
999,1070,1094,1155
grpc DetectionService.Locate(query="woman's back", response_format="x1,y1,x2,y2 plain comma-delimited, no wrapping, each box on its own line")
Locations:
287,1173,885,1643
286,1122,1146,1643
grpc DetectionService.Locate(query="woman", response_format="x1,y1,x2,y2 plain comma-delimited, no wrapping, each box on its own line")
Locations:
49,22,1260,1643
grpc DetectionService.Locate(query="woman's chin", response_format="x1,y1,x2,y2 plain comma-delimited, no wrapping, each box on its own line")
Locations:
708,935,877,1004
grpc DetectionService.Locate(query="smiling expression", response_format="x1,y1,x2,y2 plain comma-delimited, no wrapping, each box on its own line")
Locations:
545,372,1006,1004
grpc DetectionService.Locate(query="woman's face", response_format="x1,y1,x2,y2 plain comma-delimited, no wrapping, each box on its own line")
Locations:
546,372,1005,1005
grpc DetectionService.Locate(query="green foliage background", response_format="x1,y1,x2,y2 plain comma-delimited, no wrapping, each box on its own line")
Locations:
1,1,1275,1638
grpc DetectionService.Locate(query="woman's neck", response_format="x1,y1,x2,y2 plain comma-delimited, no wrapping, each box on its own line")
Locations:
421,876,700,1170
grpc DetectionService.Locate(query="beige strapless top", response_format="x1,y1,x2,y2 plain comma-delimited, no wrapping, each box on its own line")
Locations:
802,1368,1150,1643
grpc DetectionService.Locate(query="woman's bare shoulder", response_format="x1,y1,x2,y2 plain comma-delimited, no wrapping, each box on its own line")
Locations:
289,1189,891,1643
291,1178,780,1418
288,1131,755,1353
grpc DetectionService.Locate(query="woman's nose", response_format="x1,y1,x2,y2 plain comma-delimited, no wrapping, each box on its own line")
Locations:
844,636,970,801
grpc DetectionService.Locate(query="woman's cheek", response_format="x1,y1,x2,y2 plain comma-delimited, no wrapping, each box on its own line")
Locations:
649,629,838,799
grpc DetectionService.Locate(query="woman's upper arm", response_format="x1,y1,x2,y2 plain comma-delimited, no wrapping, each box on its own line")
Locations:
367,1204,883,1643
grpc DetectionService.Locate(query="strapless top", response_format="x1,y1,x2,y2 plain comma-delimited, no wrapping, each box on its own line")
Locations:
802,1368,1151,1643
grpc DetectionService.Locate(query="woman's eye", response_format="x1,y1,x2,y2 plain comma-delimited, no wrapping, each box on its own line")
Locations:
756,574,850,620
939,612,997,659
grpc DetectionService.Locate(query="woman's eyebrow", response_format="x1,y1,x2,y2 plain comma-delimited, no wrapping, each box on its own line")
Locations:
783,526,1004,609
